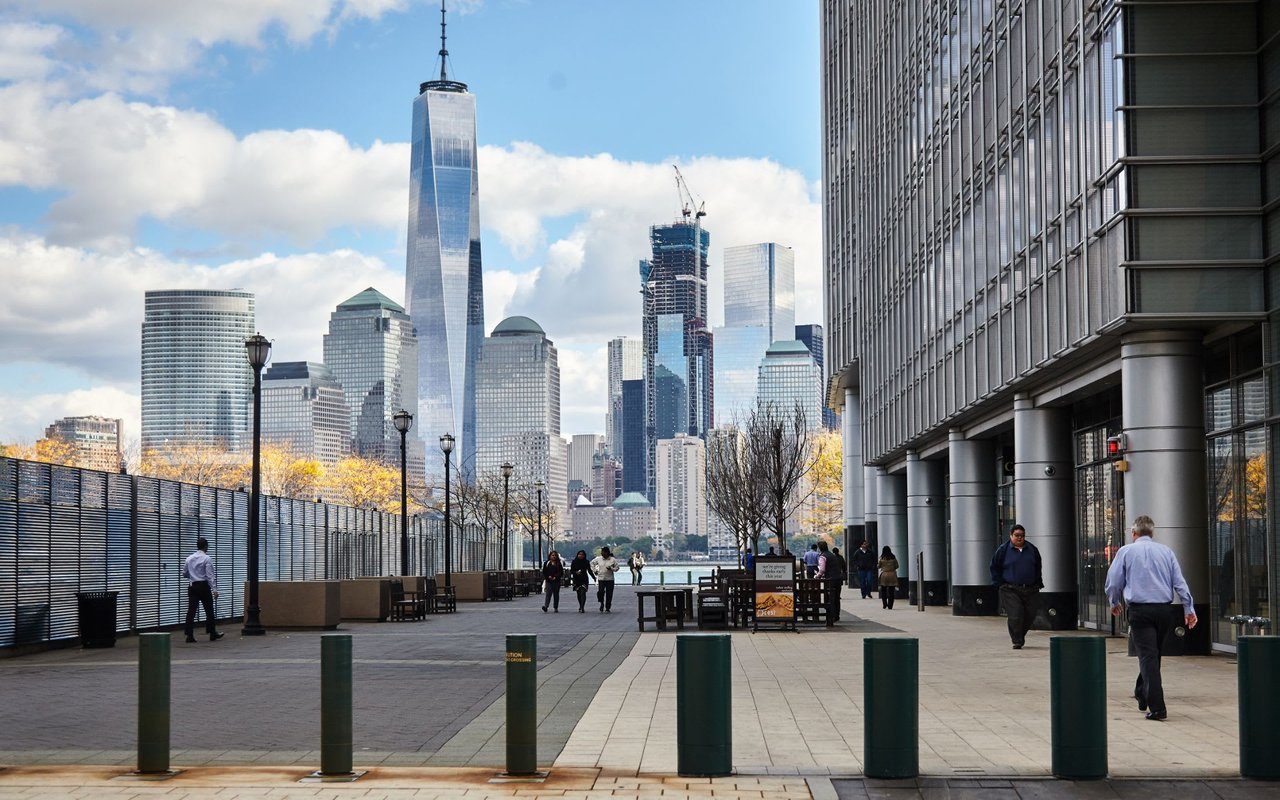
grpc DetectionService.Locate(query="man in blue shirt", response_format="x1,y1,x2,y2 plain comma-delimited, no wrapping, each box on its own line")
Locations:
1104,515,1197,721
990,524,1043,649
803,544,821,578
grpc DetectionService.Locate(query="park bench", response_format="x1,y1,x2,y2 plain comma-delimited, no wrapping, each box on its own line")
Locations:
389,579,426,621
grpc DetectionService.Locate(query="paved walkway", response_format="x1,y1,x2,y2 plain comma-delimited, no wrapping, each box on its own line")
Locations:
0,582,1272,798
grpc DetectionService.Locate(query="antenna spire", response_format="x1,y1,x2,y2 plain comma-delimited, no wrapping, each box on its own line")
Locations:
438,0,449,82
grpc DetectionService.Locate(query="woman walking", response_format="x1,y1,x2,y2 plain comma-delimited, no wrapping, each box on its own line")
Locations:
542,550,565,612
590,546,621,612
877,546,899,610
569,550,591,612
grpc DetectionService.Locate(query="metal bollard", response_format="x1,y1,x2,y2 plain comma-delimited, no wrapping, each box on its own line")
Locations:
1239,636,1280,779
677,634,732,776
661,571,666,587
137,632,171,774
687,570,692,585
915,552,924,612
864,638,917,778
1050,636,1107,779
320,634,353,776
505,634,538,776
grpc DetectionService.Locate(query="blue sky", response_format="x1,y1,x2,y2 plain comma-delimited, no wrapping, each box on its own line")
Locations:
0,0,823,446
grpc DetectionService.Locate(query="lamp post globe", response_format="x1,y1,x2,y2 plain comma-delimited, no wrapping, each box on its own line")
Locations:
243,333,271,637
440,433,455,588
393,410,413,576
501,462,513,572
535,480,545,568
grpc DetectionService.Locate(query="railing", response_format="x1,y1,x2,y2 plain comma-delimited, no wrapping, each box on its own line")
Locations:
0,457,500,649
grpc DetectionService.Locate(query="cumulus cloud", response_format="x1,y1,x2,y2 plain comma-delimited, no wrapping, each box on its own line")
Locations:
0,385,141,450
0,0,425,93
0,233,402,387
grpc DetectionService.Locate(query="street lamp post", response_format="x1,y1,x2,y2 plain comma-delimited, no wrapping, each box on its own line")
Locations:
243,333,271,637
501,462,513,571
393,410,413,576
535,480,545,567
440,433,455,587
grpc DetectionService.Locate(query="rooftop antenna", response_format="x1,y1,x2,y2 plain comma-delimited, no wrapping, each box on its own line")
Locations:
438,0,449,82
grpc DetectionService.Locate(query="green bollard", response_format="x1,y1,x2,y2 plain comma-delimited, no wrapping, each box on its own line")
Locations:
505,634,538,776
320,634,353,776
137,632,171,774
1239,636,1280,779
687,570,692,585
1050,636,1107,779
677,634,732,776
661,571,666,587
864,638,917,778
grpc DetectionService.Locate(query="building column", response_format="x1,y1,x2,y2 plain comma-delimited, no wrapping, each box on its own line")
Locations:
876,467,908,598
1013,394,1077,629
863,465,879,550
906,451,947,605
1121,330,1210,654
842,389,864,588
950,430,998,615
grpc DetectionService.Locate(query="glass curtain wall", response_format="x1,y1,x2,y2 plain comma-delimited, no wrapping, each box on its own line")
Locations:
1205,332,1270,649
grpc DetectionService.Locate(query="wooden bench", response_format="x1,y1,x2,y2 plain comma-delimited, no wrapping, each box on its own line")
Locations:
389,579,425,621
636,589,686,632
794,578,839,627
697,589,729,630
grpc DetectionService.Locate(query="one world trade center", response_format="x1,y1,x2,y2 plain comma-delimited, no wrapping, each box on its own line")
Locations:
405,2,484,480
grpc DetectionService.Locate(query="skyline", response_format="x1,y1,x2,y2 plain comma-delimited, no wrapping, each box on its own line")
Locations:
0,1,823,448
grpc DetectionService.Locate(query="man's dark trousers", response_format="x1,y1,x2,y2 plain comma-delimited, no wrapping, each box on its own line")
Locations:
858,569,876,598
1000,584,1039,646
185,580,216,637
1129,602,1174,714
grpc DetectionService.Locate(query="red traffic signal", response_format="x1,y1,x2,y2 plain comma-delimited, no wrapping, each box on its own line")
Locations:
1106,434,1127,458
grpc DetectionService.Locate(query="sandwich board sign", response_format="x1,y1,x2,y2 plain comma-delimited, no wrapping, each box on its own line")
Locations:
753,555,796,631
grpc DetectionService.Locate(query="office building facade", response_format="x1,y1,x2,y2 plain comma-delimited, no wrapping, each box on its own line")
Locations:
568,433,603,487
404,37,485,478
620,378,646,495
724,243,796,342
641,221,713,500
474,316,567,526
44,416,123,473
322,288,419,467
654,433,707,556
823,0,1279,652
606,336,644,458
757,341,824,434
261,362,351,466
141,289,254,453
795,323,839,430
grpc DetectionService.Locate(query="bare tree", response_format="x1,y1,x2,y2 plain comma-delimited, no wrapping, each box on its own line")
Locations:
747,402,825,555
705,425,768,560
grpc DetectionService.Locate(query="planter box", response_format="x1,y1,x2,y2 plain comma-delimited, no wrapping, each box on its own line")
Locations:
247,580,340,629
438,571,487,602
339,579,390,621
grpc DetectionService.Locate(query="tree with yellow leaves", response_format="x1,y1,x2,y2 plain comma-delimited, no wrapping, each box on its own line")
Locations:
139,441,246,489
258,443,325,500
802,429,843,540
321,455,400,511
1,438,81,467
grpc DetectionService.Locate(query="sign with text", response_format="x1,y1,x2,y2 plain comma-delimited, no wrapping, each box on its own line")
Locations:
753,556,795,630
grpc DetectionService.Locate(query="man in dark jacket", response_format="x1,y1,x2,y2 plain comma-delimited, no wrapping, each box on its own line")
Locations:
990,524,1043,649
850,540,877,598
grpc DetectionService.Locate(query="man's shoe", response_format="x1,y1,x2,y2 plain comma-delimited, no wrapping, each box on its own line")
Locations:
209,632,224,641
1012,643,1023,650
185,636,198,643
1145,710,1167,721
542,605,547,613
599,603,604,612
1135,693,1147,712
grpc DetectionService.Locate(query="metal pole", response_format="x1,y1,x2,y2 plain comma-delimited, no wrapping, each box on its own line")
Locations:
536,487,543,566
444,451,452,587
916,551,924,612
677,634,732,776
399,429,408,576
864,637,918,778
320,634,353,777
1050,636,1107,779
244,362,265,636
136,632,170,774
502,472,510,572
505,634,538,776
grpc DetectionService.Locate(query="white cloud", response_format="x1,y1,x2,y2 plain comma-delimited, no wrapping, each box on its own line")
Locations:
0,0,425,92
0,22,64,81
557,344,607,437
0,385,140,450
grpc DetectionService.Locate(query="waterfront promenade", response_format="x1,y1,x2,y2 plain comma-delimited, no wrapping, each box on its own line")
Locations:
0,582,1270,798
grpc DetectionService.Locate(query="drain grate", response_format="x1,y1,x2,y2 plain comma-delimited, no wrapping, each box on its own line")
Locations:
953,767,987,775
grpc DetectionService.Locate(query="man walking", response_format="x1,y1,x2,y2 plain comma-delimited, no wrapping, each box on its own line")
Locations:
990,524,1042,649
851,540,876,598
1104,515,1197,721
183,537,224,643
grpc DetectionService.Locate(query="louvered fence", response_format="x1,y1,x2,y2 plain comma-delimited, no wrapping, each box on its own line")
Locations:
0,457,498,649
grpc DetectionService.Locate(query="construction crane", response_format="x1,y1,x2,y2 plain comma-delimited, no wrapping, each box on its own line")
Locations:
672,165,707,221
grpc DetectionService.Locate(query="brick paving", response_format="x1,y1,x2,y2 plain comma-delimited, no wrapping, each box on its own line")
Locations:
0,581,1271,799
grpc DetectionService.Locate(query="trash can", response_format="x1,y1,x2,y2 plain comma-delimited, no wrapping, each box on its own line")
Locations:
77,591,119,648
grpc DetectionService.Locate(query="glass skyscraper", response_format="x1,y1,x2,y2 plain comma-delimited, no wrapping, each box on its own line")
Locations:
261,362,351,467
322,288,418,468
711,325,770,426
606,336,643,459
756,341,823,436
405,39,484,479
724,243,795,342
641,221,712,500
795,323,838,431
140,289,254,453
